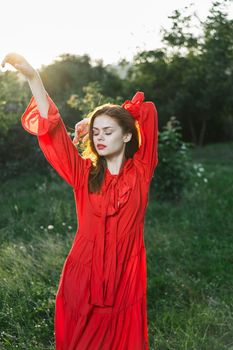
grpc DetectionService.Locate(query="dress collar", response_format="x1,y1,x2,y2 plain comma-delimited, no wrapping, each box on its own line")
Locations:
105,158,133,179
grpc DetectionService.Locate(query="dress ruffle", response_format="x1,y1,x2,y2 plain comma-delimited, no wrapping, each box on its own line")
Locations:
21,94,61,135
87,158,138,307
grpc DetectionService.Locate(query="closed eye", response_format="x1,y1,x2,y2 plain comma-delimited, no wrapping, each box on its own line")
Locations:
93,132,112,136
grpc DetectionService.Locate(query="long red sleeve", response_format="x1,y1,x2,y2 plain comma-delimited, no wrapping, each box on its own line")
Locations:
133,101,159,183
21,94,91,188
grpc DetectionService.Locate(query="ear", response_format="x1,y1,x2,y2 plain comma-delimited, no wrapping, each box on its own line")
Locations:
123,132,132,143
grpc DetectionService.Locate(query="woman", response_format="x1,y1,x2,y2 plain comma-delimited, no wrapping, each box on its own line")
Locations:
1,53,158,350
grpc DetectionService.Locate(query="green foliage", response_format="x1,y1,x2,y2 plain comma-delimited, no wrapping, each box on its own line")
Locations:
0,171,77,349
161,6,201,53
39,54,123,116
0,72,28,135
67,81,123,118
128,0,233,145
0,73,44,180
145,143,233,349
0,121,50,181
151,116,194,202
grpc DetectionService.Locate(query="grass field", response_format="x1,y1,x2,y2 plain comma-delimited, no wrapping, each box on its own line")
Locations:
0,142,232,350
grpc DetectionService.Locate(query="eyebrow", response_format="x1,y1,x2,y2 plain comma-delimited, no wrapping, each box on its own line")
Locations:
92,126,114,130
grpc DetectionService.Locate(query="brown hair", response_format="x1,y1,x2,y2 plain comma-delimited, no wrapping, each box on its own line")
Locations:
80,103,140,193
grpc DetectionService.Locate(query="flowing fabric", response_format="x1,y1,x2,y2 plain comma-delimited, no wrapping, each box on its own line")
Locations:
21,91,158,350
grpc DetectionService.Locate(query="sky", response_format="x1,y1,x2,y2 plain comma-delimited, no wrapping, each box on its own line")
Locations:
1,0,232,69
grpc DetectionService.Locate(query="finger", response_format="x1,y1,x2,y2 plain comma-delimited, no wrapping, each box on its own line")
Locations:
83,134,89,143
73,134,78,142
74,128,81,140
75,128,81,138
76,123,83,131
1,55,8,68
73,136,80,144
1,54,15,68
3,53,14,65
75,121,82,129
1,53,23,68
84,124,90,132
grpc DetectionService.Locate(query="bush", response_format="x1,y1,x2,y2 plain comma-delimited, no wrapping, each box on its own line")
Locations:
0,123,50,181
151,116,194,202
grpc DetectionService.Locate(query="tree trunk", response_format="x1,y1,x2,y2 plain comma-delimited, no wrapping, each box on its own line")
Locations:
188,117,197,145
198,119,207,146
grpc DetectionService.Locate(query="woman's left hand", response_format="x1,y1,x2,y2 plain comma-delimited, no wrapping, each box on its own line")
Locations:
73,118,90,144
1,52,36,80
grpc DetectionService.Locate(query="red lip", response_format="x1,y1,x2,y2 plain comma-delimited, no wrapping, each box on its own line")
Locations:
97,144,106,149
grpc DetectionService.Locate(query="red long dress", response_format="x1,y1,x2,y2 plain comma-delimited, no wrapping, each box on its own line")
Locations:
21,91,158,350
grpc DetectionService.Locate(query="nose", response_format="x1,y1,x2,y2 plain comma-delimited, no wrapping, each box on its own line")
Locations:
97,131,105,141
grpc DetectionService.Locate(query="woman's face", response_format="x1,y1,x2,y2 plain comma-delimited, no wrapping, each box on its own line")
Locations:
92,115,131,157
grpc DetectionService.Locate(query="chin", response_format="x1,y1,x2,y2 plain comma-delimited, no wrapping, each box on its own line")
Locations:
96,149,108,155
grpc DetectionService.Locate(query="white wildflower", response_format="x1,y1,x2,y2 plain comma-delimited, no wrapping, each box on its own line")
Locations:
48,225,54,230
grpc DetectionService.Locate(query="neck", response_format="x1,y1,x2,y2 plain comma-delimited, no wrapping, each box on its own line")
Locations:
105,152,126,175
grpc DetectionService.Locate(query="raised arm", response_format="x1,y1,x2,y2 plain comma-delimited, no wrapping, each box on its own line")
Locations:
134,101,158,182
123,92,159,183
1,53,91,189
2,53,49,117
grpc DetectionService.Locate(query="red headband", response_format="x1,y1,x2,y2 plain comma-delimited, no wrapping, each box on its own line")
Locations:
122,91,144,146
122,91,144,120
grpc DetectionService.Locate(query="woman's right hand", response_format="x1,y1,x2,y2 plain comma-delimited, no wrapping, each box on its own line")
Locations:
1,52,36,80
73,118,90,144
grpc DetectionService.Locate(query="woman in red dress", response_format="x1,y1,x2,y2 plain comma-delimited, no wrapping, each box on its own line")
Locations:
2,53,158,350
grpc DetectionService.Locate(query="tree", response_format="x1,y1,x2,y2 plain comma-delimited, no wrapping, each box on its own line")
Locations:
126,0,233,145
39,53,124,116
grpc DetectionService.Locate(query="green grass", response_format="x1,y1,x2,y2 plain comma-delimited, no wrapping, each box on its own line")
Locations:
0,142,232,350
